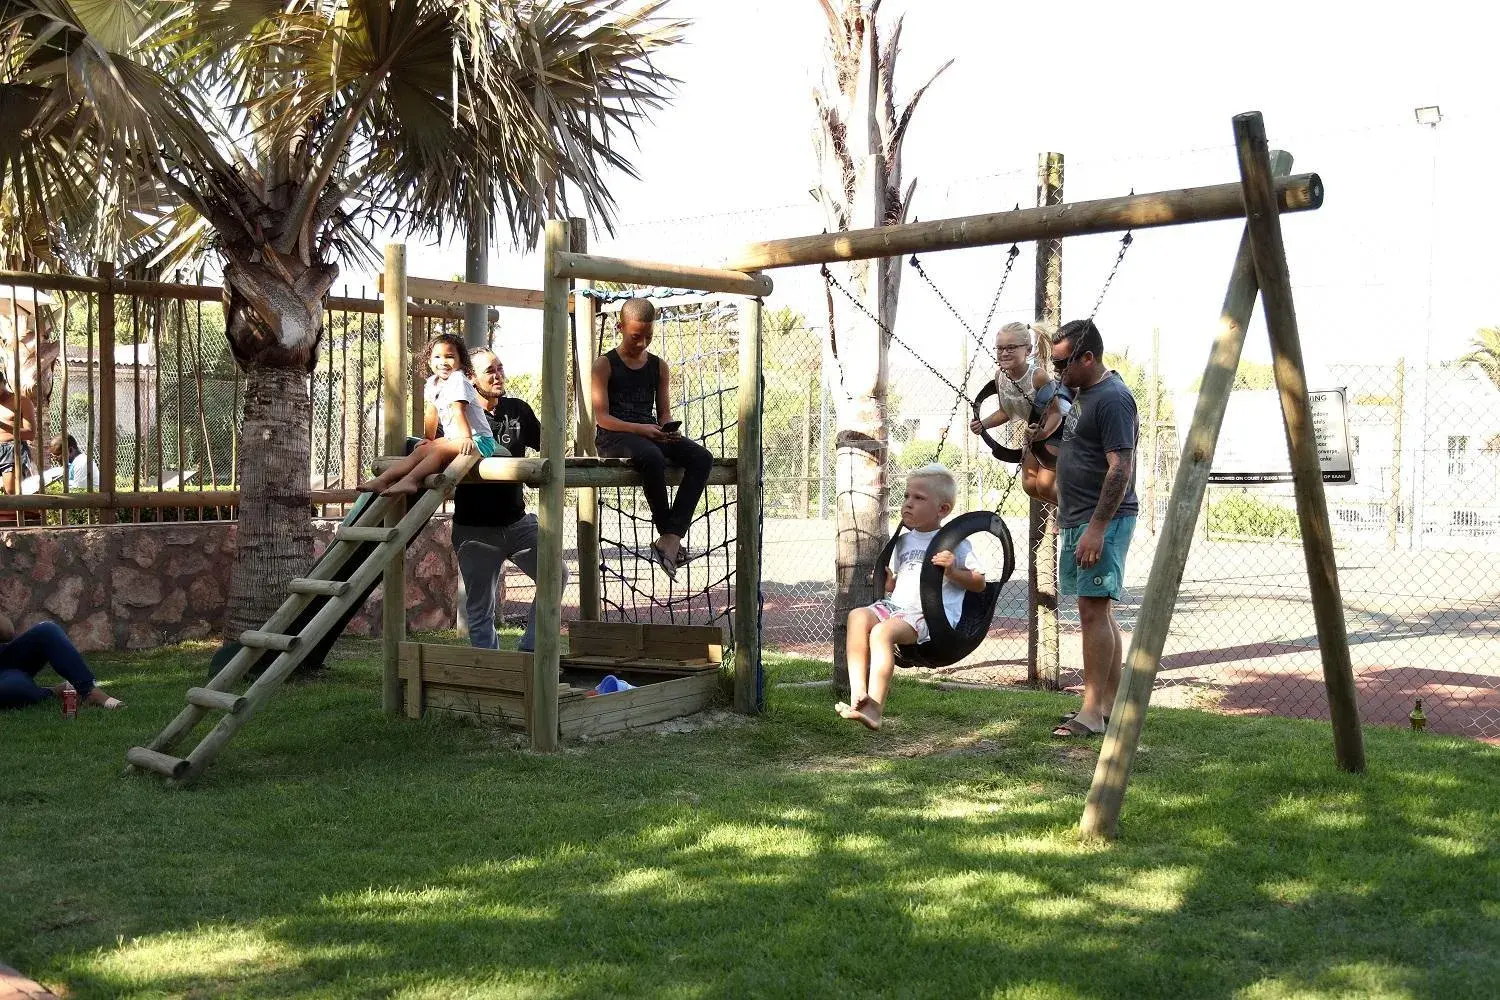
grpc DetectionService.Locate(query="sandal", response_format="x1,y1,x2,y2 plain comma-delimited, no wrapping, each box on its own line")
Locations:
674,545,690,567
1059,711,1109,725
1051,717,1105,739
649,543,678,581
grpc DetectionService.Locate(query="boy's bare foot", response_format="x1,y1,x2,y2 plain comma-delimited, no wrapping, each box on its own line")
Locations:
84,688,124,710
380,480,420,497
835,699,881,730
357,478,386,493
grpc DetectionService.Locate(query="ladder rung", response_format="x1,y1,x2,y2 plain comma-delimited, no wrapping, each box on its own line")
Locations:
288,578,350,597
335,526,400,543
239,630,300,652
186,687,247,714
126,746,190,779
420,473,456,489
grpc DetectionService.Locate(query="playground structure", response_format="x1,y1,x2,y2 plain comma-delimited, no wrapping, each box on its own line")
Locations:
123,111,1359,840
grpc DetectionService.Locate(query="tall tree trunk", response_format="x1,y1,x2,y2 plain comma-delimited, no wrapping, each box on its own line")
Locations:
220,256,335,639
225,363,316,636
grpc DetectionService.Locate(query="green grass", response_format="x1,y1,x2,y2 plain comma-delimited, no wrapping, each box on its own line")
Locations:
3,639,1498,999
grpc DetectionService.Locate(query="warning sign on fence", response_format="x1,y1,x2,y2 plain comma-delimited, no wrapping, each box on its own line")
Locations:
1173,387,1354,484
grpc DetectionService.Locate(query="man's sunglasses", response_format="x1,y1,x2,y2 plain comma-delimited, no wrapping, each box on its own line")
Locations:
1051,343,1087,373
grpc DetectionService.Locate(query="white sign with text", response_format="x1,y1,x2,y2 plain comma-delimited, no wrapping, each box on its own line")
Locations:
1172,387,1354,484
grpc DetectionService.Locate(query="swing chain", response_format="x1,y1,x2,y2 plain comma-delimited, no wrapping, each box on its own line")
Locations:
908,242,1021,367
1087,231,1133,322
821,263,1024,514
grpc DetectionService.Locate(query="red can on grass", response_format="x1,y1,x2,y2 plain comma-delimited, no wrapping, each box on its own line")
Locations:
61,683,79,719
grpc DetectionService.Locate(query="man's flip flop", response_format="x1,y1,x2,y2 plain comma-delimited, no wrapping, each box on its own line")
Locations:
1059,711,1109,725
1051,717,1105,739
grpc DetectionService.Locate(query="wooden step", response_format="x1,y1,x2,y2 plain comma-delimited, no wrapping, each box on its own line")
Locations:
335,526,400,543
186,687,247,714
125,746,190,779
288,578,350,597
238,630,300,652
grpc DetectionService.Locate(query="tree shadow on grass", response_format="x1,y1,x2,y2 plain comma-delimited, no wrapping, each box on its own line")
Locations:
8,654,1500,999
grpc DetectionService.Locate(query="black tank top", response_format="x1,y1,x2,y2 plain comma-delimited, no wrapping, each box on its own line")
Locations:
604,348,659,425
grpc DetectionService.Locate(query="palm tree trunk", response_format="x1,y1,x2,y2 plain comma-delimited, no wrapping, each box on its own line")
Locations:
224,362,316,637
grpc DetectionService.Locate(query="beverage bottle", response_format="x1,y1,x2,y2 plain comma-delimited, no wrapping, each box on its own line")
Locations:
1408,698,1426,732
61,682,79,719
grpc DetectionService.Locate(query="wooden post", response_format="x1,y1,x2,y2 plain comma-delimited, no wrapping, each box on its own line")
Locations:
1029,151,1063,689
530,220,569,750
380,243,409,715
1080,148,1295,842
1232,111,1365,774
570,218,602,621
735,296,764,713
97,263,117,524
1146,326,1161,535
1387,358,1404,550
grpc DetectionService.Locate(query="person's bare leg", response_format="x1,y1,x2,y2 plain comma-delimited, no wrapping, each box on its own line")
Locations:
1104,603,1123,709
383,441,461,495
852,618,917,730
1074,596,1118,730
838,607,876,718
359,452,414,493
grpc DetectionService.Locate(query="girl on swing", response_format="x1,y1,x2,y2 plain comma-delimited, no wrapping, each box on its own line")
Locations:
359,333,497,496
969,321,1072,503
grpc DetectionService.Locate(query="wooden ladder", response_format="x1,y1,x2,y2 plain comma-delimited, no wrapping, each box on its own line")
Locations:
124,454,478,787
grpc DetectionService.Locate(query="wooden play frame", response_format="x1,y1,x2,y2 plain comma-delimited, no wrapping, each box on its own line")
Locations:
372,110,1360,840
400,621,724,741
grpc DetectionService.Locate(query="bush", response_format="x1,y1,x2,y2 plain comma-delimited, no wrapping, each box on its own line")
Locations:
1206,490,1301,538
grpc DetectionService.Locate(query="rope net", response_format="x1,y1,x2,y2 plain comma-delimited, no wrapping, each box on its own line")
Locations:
589,297,741,639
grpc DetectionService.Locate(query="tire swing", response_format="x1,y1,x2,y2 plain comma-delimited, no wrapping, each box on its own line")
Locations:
873,511,1017,669
970,378,1071,469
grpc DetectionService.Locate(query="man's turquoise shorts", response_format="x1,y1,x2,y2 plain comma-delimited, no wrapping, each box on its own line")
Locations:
1060,516,1136,601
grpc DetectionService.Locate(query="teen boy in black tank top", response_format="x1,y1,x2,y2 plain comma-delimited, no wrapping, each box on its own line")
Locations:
591,298,713,578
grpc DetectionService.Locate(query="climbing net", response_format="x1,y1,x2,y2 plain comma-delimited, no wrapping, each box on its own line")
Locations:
582,292,742,636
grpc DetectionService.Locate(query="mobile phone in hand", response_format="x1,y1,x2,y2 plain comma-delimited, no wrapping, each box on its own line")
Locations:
660,420,682,434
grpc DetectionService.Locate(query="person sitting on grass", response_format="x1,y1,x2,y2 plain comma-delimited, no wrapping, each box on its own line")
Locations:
591,298,712,580
359,333,496,496
836,464,986,730
0,613,123,711
969,321,1071,504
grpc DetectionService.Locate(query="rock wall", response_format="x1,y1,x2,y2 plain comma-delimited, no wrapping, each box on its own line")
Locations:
0,518,461,652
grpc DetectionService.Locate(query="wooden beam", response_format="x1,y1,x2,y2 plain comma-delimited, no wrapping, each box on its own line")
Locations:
552,251,774,298
728,174,1324,271
571,221,603,622
1233,112,1365,774
734,296,764,714
381,243,409,716
392,274,574,313
531,221,570,751
376,454,738,489
1080,149,1294,842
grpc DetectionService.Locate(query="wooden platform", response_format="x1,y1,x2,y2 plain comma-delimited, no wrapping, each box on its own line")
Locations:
399,621,725,740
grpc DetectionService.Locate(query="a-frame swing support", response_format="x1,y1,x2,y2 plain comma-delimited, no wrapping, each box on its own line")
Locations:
726,110,1360,840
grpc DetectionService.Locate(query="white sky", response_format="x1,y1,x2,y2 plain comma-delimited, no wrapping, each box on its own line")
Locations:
350,0,1500,391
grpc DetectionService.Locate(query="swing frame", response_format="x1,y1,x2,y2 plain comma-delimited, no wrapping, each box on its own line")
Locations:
375,111,1355,842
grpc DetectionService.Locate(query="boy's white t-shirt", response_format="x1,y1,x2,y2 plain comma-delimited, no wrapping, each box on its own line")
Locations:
67,452,102,489
425,373,491,441
886,527,982,627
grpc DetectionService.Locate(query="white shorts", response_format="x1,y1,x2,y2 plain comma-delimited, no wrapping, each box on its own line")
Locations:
869,599,930,644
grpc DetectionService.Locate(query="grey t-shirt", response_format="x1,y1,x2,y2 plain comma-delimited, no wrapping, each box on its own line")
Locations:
1056,371,1139,529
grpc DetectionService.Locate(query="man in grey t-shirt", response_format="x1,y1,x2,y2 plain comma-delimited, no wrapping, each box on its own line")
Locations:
1050,319,1138,738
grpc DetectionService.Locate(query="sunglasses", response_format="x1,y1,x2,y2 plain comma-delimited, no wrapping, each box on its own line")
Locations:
1051,344,1087,373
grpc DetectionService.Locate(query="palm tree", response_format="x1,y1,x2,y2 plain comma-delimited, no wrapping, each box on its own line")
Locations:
1460,327,1500,392
1,0,684,637
810,0,947,689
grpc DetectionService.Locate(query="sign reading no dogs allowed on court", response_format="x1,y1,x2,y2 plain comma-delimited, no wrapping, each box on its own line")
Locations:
1172,388,1354,484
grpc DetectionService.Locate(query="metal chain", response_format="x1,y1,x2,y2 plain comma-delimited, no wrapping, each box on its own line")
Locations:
1088,231,1133,321
821,263,1023,509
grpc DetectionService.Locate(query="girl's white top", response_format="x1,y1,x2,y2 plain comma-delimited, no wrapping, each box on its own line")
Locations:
425,373,491,441
993,362,1038,422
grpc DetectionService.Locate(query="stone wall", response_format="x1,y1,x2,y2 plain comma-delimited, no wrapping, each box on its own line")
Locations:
0,518,461,652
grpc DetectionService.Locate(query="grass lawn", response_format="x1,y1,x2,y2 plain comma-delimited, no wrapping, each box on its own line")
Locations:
3,636,1498,999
